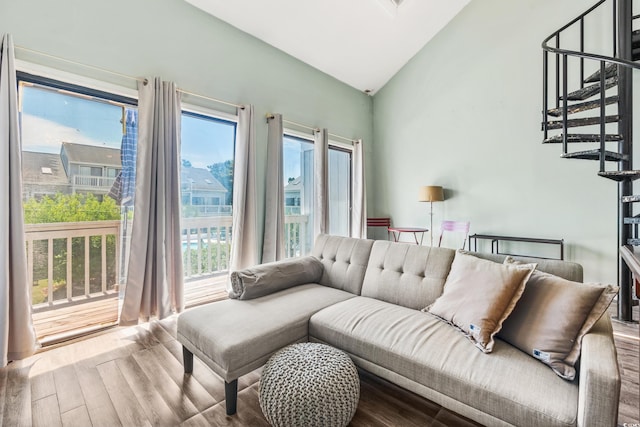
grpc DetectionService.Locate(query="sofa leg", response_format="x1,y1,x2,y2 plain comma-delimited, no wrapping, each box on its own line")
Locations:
225,379,238,415
182,346,193,374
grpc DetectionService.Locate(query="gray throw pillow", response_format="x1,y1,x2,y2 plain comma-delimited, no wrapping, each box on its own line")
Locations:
229,256,324,300
499,257,618,380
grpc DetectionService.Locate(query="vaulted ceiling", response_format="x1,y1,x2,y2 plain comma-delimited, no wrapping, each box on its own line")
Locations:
184,0,471,94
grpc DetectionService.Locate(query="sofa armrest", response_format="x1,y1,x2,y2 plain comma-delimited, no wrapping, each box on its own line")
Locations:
577,315,621,427
229,256,324,300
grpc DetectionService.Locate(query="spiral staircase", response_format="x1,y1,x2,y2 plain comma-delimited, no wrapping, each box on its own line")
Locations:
542,0,639,321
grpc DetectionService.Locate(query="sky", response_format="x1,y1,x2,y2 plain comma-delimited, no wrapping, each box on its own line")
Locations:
283,135,311,182
21,84,236,169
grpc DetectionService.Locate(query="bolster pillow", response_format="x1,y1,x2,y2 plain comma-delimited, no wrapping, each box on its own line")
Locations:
229,256,324,300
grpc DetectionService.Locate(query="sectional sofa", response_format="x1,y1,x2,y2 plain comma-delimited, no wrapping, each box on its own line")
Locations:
177,234,620,427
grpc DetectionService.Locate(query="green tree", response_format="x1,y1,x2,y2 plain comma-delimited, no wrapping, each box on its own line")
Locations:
207,160,233,204
23,193,120,224
24,193,120,304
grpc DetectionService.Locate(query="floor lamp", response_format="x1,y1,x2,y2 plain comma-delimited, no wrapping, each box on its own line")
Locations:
419,186,444,246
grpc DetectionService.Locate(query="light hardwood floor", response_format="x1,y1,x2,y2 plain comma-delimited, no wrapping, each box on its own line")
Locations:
0,317,481,427
1,313,638,426
31,276,229,345
612,315,640,426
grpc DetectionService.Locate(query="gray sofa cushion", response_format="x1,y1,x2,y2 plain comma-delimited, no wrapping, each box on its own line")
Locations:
310,297,579,427
469,251,583,282
312,234,374,295
177,284,355,381
228,256,324,300
360,241,455,310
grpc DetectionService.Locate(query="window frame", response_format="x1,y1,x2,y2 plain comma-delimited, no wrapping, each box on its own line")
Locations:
282,128,355,237
327,143,353,237
17,67,138,311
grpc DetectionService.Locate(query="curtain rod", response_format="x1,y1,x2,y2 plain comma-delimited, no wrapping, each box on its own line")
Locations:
177,88,242,109
15,45,243,109
266,114,357,143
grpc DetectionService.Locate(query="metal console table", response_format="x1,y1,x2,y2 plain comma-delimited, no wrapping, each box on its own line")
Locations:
469,234,564,260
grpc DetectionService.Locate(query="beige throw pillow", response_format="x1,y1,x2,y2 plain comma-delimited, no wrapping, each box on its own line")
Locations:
498,257,618,380
424,250,536,353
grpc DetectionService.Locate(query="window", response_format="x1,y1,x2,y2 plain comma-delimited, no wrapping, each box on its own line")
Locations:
328,146,352,237
283,135,314,257
180,110,236,297
282,134,354,256
18,73,137,341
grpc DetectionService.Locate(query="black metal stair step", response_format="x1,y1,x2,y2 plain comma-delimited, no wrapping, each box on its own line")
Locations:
560,149,627,161
627,238,640,246
543,133,623,144
560,77,618,101
624,217,640,224
584,64,618,83
622,195,640,203
546,96,618,117
598,170,640,181
545,115,620,130
633,29,640,47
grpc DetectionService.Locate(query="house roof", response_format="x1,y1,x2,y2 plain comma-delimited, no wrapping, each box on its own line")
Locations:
22,151,69,185
181,167,227,192
285,176,302,192
61,142,121,167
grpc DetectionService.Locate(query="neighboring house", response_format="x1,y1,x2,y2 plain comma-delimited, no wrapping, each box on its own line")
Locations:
60,142,121,196
25,142,229,213
180,166,228,214
22,151,71,199
284,176,302,214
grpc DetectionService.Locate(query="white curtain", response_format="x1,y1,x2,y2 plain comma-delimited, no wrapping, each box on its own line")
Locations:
0,34,37,366
228,105,258,278
314,128,329,238
351,139,367,239
120,78,184,326
262,114,285,262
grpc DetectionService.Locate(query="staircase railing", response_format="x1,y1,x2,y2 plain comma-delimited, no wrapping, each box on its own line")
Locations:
541,0,639,322
541,0,640,160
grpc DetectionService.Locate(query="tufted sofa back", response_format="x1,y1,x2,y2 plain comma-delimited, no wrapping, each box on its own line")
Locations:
312,234,374,295
469,252,583,282
361,241,456,310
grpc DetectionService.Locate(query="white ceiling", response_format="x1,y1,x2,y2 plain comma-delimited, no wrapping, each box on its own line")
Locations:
184,0,470,94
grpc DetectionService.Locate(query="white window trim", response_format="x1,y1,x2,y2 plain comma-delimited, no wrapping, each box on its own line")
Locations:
284,127,353,153
283,127,313,143
17,60,241,125
16,60,138,101
182,103,238,124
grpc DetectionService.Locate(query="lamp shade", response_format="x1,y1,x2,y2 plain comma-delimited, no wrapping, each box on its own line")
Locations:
418,186,444,202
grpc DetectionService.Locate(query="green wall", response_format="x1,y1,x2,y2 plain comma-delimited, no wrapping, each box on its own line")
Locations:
373,0,622,284
0,0,373,254
2,0,630,284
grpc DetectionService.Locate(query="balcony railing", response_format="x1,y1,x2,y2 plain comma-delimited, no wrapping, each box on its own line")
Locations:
73,175,116,192
25,213,311,311
181,213,311,276
25,220,120,310
182,216,233,278
284,214,309,258
182,204,233,217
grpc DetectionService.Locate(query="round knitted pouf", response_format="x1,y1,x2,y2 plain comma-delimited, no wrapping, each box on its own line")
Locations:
259,343,360,427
